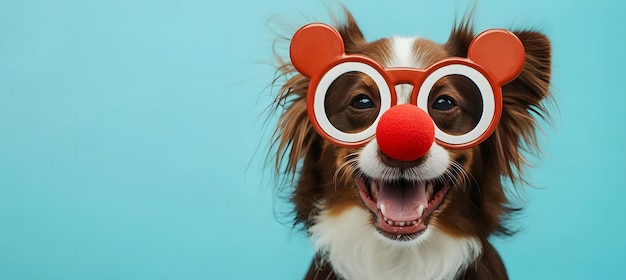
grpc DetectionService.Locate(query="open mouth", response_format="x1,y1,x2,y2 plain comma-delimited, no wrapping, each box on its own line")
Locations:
356,174,450,241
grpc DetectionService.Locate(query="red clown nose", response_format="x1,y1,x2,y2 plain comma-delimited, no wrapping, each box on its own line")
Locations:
376,104,435,161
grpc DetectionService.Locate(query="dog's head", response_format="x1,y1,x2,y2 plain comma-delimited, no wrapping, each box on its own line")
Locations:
271,13,551,246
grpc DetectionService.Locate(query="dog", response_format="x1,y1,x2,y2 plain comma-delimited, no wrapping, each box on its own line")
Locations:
270,10,551,280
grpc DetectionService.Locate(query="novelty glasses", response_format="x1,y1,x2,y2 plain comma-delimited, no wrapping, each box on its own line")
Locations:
290,23,525,149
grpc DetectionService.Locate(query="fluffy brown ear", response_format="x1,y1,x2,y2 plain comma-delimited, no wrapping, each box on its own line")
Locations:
271,11,367,176
334,10,366,53
445,17,475,58
488,30,552,183
446,22,552,183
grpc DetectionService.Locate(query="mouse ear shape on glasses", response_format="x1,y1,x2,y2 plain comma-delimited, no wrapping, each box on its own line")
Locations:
467,29,525,85
289,23,345,78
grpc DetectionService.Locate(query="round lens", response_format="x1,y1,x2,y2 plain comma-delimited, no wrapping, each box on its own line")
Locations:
415,64,496,147
324,71,381,133
311,62,392,145
426,74,483,135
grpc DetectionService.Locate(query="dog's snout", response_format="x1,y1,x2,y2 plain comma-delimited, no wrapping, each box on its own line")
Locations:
376,104,435,161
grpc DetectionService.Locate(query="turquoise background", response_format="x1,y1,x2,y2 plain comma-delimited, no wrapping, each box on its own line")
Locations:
1,0,624,279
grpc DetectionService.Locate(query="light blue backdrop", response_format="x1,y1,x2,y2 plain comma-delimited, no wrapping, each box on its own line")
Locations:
0,0,624,279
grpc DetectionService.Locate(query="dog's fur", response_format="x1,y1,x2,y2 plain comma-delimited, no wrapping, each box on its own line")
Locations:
270,11,551,280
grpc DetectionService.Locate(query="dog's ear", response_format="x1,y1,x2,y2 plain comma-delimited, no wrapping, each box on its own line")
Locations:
444,17,475,58
490,30,552,182
334,11,366,54
273,12,366,176
446,22,552,183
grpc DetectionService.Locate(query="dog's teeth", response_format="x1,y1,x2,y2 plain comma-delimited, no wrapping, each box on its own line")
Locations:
426,184,434,199
380,204,386,217
371,181,379,198
417,205,425,218
384,218,417,227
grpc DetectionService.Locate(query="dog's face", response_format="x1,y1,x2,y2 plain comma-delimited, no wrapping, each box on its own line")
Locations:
272,12,550,276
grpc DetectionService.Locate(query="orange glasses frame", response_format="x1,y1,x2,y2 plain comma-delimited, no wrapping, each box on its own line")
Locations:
290,23,525,149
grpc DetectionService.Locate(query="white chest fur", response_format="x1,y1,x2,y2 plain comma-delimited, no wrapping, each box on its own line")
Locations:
309,206,482,280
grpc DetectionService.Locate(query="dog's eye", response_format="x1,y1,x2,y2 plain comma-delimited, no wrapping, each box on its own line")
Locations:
351,94,375,109
432,96,456,111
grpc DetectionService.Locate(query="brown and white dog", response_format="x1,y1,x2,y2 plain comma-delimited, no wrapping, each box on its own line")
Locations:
270,10,551,280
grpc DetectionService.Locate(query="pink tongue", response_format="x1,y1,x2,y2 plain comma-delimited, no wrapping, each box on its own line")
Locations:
376,181,427,222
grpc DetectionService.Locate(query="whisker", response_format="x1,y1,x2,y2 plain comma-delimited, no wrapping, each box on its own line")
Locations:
448,160,486,212
334,158,357,182
324,270,333,280
447,160,479,194
448,162,465,187
312,266,320,280
333,153,360,191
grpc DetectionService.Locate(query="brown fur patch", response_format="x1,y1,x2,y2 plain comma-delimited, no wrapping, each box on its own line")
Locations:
413,39,449,67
